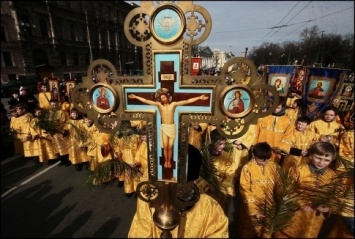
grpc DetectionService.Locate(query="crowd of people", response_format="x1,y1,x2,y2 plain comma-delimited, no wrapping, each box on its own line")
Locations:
3,78,354,238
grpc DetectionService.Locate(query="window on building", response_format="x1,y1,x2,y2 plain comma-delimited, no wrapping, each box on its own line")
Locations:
118,12,124,25
120,34,125,48
101,30,107,49
117,32,121,48
2,52,13,66
110,30,115,50
60,51,67,65
85,52,90,65
82,26,87,42
111,54,116,65
39,19,49,38
1,25,8,42
8,74,17,81
73,52,79,65
69,23,76,41
54,21,63,40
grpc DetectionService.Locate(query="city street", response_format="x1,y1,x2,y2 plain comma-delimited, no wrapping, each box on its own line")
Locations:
1,154,137,238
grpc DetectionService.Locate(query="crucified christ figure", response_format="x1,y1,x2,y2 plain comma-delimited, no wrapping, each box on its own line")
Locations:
128,88,209,169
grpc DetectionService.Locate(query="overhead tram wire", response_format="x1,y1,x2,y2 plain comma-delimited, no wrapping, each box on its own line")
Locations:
212,5,353,35
262,1,312,43
275,6,354,43
255,1,302,46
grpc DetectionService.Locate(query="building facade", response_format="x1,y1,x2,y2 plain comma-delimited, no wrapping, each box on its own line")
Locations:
1,1,141,85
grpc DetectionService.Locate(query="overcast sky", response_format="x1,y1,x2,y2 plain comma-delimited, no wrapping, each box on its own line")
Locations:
128,1,354,56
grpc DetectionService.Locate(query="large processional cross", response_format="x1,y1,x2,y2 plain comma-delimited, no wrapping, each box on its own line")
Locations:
70,1,279,236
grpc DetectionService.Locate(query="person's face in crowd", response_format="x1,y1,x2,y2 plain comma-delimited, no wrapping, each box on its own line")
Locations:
323,110,336,122
70,111,79,119
310,153,333,170
140,135,147,141
292,101,299,109
213,140,226,156
15,107,25,116
12,93,19,99
296,121,308,131
50,102,60,110
253,155,268,166
34,110,41,117
274,104,283,114
84,117,94,126
20,89,27,95
42,85,48,92
11,110,18,117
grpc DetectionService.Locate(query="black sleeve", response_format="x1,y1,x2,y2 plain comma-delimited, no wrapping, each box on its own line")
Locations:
289,147,302,156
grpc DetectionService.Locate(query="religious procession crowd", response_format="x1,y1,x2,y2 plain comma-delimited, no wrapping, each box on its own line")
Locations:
1,79,354,238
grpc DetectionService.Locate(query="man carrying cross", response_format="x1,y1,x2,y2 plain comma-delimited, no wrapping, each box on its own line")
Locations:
128,88,209,169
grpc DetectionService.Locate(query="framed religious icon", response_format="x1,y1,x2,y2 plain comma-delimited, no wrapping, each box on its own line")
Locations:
150,4,186,44
49,79,59,93
220,85,254,118
90,83,118,113
307,78,331,101
66,81,75,97
269,76,287,96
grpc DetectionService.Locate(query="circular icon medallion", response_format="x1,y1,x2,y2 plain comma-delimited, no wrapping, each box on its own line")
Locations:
151,5,185,44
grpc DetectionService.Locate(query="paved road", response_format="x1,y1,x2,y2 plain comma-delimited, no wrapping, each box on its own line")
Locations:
1,155,137,238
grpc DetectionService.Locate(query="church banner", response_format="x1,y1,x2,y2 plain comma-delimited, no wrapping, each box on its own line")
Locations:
304,67,348,120
331,71,354,116
191,57,202,76
265,65,298,98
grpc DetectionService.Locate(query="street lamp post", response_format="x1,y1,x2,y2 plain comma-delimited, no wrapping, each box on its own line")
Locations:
20,21,36,80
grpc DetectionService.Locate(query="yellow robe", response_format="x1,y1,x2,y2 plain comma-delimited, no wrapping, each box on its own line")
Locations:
238,159,280,238
93,132,121,184
95,132,115,163
116,134,140,194
61,101,74,119
212,150,237,196
308,119,344,145
66,119,89,164
230,124,257,180
9,115,24,155
80,123,100,171
38,92,52,110
254,114,294,164
327,129,354,238
10,113,37,157
283,129,318,171
49,109,70,156
188,123,208,150
134,139,149,183
273,164,338,238
285,108,299,127
128,194,229,238
29,117,58,162
336,129,354,172
19,113,39,158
